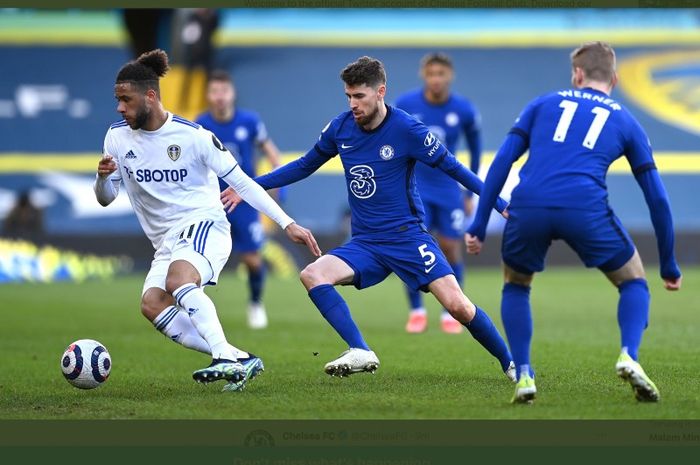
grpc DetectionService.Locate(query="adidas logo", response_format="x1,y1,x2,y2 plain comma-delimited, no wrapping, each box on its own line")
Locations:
125,150,137,159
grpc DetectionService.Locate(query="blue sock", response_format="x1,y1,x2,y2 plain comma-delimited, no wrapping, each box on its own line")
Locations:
308,284,370,350
501,283,533,379
442,261,464,316
248,263,266,304
406,285,423,311
465,307,512,372
617,278,650,361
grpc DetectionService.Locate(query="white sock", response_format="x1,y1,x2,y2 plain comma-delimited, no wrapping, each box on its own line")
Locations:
153,305,210,354
153,306,250,358
173,283,235,360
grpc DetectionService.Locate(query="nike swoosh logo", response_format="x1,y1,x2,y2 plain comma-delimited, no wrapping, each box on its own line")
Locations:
341,143,353,149
424,264,436,273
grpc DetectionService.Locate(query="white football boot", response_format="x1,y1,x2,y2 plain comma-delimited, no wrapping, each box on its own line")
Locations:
324,348,380,377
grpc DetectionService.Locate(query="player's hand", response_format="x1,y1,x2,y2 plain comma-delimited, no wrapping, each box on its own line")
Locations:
663,275,682,291
220,187,243,213
465,233,483,255
97,154,117,178
285,222,322,257
501,207,509,219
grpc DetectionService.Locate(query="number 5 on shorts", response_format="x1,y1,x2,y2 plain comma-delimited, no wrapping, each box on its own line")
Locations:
419,243,436,273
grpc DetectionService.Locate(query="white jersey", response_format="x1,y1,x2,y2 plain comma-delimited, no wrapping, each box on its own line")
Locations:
100,113,239,249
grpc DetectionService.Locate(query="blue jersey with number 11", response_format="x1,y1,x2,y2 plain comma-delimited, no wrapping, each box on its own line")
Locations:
510,87,654,210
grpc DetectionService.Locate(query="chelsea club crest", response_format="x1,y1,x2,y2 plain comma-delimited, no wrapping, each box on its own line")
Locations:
379,144,394,160
167,145,181,161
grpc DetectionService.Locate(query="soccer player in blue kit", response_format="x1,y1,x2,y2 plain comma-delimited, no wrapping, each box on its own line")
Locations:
223,56,516,381
466,42,682,403
395,53,482,334
196,70,282,329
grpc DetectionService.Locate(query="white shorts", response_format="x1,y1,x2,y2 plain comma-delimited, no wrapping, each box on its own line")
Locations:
142,219,232,295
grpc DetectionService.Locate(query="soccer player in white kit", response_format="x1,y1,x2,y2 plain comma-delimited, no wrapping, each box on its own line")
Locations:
94,50,321,391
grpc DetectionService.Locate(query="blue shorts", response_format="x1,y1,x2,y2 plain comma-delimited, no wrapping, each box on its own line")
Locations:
329,230,454,292
502,207,635,275
227,202,265,253
422,196,465,239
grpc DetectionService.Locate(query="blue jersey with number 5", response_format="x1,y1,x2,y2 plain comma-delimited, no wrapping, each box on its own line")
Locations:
316,105,448,238
509,87,654,210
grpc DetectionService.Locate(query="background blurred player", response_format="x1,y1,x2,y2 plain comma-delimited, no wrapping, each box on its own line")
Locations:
95,50,320,391
395,52,482,334
467,41,682,404
196,70,282,329
223,56,516,382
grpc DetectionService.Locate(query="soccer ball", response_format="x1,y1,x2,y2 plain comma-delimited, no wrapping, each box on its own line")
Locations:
60,339,111,389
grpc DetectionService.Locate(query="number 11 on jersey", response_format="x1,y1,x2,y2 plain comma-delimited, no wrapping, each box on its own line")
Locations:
553,99,610,150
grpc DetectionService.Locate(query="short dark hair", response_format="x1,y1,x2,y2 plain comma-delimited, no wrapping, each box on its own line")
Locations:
570,41,616,83
420,52,453,70
208,69,233,85
116,49,170,94
340,56,386,88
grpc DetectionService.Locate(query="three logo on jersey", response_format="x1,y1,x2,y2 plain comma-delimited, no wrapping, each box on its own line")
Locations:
349,165,376,199
346,131,439,199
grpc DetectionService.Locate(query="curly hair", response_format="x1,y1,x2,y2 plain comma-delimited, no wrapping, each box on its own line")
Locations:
340,56,386,89
115,49,170,94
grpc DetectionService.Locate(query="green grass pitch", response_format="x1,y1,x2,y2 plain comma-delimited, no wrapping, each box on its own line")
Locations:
1,267,698,419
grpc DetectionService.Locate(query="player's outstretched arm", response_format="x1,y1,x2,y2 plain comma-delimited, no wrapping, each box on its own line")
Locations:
220,165,321,257
254,147,331,190
634,167,682,290
94,154,120,206
220,146,331,213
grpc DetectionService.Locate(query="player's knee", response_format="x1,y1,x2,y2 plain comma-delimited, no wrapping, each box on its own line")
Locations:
165,273,197,295
299,263,328,290
165,260,201,294
299,265,317,289
504,265,533,286
141,292,169,322
443,293,476,322
242,252,263,272
164,277,181,295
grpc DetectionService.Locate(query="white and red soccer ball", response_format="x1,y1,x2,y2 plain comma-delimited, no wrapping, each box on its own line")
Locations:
60,339,111,389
